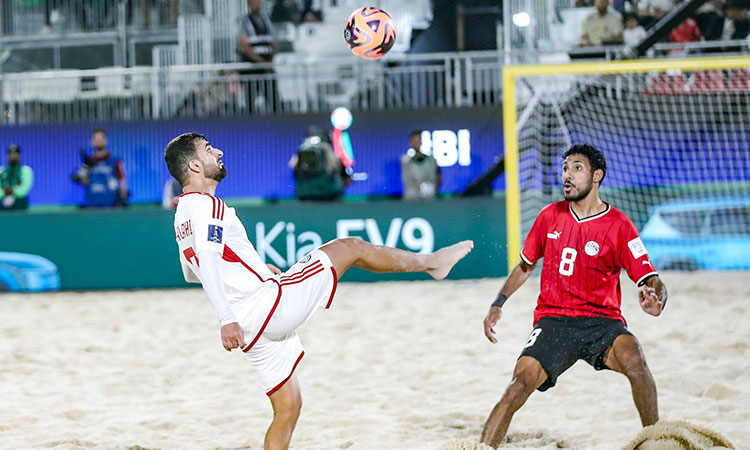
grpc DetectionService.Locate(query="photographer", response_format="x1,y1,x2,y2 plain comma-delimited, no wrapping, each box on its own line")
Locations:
72,129,129,207
290,132,351,202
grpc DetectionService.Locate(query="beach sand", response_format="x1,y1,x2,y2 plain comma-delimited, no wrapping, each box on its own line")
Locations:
0,272,748,449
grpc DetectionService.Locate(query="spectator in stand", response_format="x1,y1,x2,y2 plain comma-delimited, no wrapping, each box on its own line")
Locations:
638,0,673,29
695,0,726,39
702,0,750,51
669,1,702,54
623,12,647,46
580,0,624,47
237,0,278,112
72,129,129,207
237,0,277,65
0,144,33,211
720,0,750,40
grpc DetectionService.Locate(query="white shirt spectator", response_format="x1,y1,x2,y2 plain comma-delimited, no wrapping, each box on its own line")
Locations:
624,24,647,45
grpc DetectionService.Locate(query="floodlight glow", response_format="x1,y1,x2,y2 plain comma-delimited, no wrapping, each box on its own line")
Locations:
513,12,531,27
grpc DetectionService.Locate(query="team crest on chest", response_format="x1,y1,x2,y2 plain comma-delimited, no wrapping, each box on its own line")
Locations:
584,240,600,256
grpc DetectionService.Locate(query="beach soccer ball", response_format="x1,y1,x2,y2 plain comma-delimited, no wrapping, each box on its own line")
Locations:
344,7,397,60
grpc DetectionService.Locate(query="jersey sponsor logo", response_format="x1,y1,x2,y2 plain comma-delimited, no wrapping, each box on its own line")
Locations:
208,224,223,244
628,237,647,259
584,240,600,256
298,253,312,264
546,230,561,239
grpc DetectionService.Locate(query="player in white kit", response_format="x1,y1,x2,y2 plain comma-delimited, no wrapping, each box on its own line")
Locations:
164,132,474,449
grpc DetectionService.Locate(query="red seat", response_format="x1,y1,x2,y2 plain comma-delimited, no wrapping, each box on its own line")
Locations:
729,68,750,92
644,72,686,95
688,70,726,93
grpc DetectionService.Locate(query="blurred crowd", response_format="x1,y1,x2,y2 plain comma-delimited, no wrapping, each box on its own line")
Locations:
578,0,750,51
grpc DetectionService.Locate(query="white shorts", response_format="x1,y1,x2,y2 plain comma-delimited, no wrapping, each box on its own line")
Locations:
242,249,338,394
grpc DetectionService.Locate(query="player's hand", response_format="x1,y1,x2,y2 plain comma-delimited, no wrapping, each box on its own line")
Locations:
266,263,282,275
220,322,246,351
639,286,662,316
483,306,503,344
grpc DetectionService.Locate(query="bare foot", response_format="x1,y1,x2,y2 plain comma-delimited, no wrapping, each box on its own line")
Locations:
426,240,474,280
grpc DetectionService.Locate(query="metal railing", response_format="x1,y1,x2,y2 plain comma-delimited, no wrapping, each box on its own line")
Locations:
0,0,180,36
0,51,504,124
1,42,748,124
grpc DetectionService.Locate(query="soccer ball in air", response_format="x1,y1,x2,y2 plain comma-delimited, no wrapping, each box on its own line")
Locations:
344,7,397,60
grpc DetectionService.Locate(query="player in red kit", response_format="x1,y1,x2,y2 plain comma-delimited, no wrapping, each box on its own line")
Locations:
480,144,668,448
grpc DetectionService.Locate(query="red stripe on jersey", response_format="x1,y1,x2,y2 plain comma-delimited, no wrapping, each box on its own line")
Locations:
279,266,325,286
325,267,338,309
219,200,225,220
242,284,282,352
280,261,323,282
266,351,305,396
222,245,265,282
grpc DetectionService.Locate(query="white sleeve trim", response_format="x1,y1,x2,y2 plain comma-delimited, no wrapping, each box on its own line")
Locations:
520,251,533,265
636,271,659,286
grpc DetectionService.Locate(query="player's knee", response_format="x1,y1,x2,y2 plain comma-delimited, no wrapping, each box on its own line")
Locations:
621,354,651,381
503,373,536,407
275,396,302,422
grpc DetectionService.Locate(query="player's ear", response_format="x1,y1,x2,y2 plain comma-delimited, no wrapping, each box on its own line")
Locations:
187,158,203,174
592,168,603,184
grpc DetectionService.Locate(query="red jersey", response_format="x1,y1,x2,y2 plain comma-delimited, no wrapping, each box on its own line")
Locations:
521,201,657,325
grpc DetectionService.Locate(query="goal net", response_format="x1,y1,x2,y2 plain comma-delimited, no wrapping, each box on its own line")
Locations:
503,57,750,270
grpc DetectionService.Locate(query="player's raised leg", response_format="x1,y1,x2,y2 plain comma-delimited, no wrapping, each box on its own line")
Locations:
480,356,547,448
320,238,473,280
604,334,659,426
265,374,302,450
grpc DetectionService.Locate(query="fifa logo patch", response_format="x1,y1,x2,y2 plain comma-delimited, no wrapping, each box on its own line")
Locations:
299,253,312,264
208,224,223,244
585,240,600,256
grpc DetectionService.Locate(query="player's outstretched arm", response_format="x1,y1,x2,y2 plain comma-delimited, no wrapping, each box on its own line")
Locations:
483,260,536,343
639,275,668,317
197,250,247,351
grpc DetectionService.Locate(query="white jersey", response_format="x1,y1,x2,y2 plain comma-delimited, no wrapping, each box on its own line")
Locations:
173,192,279,341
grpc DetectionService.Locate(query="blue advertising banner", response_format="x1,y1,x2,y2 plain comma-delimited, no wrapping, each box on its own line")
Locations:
0,107,504,206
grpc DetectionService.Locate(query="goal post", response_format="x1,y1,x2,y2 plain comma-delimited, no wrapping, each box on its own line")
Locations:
503,56,750,270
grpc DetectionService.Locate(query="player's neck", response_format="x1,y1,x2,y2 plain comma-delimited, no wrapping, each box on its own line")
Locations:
182,178,218,196
570,194,605,219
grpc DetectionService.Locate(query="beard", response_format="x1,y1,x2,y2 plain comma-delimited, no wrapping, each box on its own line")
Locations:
563,177,593,201
207,163,227,182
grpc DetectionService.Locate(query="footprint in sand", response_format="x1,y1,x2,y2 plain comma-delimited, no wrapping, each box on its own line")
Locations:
701,382,742,400
503,430,569,448
62,410,88,421
441,431,569,450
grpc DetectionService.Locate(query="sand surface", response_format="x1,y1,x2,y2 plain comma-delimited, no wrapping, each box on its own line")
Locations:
0,272,748,450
